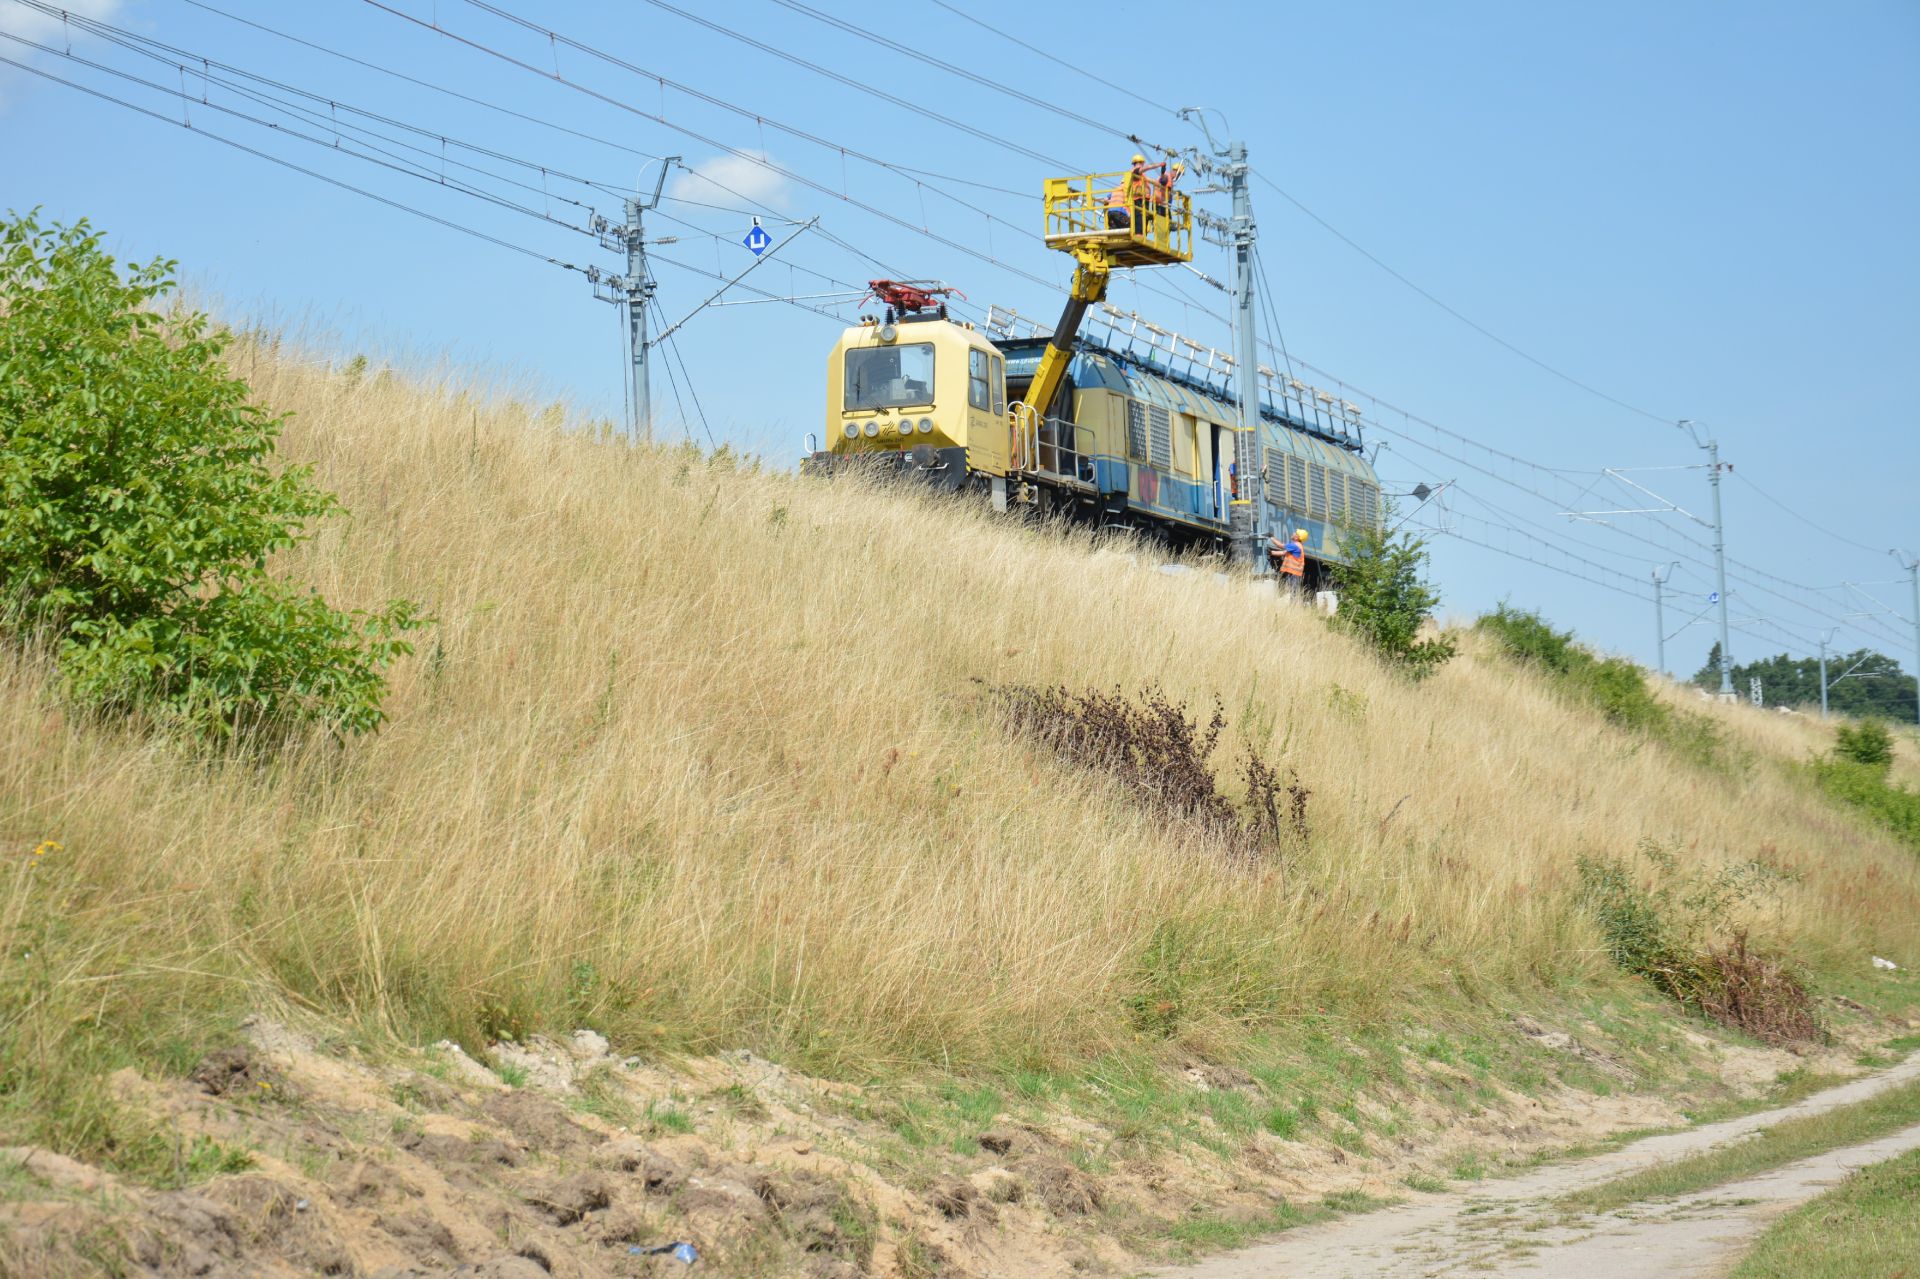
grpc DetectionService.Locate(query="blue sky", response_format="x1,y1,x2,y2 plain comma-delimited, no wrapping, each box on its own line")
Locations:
3,0,1916,683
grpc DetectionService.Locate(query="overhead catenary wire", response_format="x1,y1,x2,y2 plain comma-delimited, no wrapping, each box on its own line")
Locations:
0,51,590,274
451,0,1069,175
40,0,1901,665
758,0,1153,146
1249,340,1912,649
919,0,1179,116
1732,471,1890,557
1400,435,1911,651
0,26,600,239
654,323,697,444
1249,167,1675,430
630,0,1095,168
174,0,943,225
13,0,624,198
361,0,1067,301
648,253,854,325
1417,522,1653,605
662,332,714,448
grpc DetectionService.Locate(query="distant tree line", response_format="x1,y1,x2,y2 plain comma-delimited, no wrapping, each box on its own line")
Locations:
1691,642,1918,720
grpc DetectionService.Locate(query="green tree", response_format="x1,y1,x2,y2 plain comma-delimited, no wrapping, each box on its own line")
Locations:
1691,642,1727,692
1325,516,1456,680
1835,720,1894,772
1696,644,1917,719
0,211,423,737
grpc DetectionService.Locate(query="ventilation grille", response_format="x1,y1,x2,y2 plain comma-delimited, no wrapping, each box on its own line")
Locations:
1149,405,1171,469
1350,480,1379,527
1264,447,1287,485
1126,400,1147,461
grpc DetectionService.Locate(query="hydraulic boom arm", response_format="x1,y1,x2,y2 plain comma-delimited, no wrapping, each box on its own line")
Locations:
1011,169,1192,468
1022,247,1111,424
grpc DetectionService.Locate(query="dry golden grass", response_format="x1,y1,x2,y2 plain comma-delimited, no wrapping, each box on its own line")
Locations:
5,340,1920,1082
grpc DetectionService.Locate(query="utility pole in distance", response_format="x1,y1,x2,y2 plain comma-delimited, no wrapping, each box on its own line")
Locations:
1681,421,1735,699
588,156,680,444
1652,560,1679,678
1895,549,1920,727
1818,628,1835,719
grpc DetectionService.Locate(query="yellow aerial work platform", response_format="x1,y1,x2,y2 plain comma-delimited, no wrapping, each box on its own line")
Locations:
1042,171,1193,269
1010,169,1195,477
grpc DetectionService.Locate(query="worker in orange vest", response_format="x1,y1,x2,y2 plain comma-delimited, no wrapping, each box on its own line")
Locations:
1155,159,1183,210
1269,528,1307,598
1108,154,1153,231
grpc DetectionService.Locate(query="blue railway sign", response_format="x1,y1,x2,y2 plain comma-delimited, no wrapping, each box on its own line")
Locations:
743,221,772,256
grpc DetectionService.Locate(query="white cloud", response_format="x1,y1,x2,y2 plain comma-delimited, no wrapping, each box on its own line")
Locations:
666,152,793,211
0,0,128,112
7,0,126,46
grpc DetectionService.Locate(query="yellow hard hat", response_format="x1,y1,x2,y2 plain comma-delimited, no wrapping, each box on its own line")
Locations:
1295,529,1308,540
1131,153,1146,164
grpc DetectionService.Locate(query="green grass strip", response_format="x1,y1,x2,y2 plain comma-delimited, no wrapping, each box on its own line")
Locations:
1558,1076,1920,1216
1729,1143,1920,1279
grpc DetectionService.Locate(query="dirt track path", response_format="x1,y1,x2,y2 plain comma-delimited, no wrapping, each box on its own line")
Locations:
1155,1055,1920,1278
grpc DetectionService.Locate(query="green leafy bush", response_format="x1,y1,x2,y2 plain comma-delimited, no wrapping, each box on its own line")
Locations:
1835,719,1895,771
0,212,423,736
1575,842,1818,1044
1478,604,1722,767
1324,518,1456,680
1810,758,1920,853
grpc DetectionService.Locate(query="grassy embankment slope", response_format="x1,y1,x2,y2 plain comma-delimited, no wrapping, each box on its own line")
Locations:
6,340,1920,1149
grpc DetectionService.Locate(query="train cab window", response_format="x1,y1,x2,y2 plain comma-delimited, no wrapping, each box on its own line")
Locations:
968,349,991,412
845,343,934,410
990,354,1005,416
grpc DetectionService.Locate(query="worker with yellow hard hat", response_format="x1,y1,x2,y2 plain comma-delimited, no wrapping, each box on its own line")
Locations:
1109,153,1178,235
1108,154,1151,230
1268,527,1308,599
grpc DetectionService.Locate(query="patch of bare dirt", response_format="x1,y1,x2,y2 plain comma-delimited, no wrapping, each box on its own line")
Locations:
2,1004,1912,1279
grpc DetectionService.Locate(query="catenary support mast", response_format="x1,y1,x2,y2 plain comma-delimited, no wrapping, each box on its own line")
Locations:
1182,109,1263,569
1899,551,1920,726
589,157,679,444
1228,139,1263,569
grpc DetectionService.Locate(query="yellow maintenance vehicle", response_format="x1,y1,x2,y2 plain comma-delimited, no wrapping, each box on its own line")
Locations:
807,163,1382,568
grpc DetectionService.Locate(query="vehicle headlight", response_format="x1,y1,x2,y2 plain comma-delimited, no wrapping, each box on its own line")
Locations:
842,423,858,440
919,418,935,434
862,421,879,437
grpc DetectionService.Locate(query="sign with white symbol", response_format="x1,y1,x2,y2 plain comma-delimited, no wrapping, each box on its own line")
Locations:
743,218,772,256
1708,591,1719,604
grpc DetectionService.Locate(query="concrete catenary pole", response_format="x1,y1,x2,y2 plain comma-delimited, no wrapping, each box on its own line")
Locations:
1691,427,1735,698
623,158,678,445
1227,139,1264,570
1652,561,1678,678
1899,550,1920,727
1818,629,1833,719
1912,556,1920,727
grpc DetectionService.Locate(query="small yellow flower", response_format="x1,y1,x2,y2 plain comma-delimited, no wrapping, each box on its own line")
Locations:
32,840,62,858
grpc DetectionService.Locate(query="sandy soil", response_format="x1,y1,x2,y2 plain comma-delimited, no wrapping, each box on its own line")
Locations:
0,1011,1910,1278
1154,1054,1920,1278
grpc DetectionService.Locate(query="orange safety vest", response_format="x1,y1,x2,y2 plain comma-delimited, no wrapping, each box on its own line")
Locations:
1271,539,1305,577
